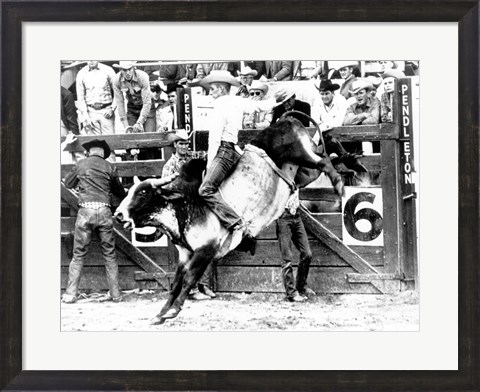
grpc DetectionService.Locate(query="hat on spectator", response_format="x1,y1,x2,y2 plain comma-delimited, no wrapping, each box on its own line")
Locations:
166,83,184,94
349,79,374,95
61,60,87,70
170,129,190,143
82,139,111,158
366,75,383,88
274,88,295,106
200,70,241,88
247,80,268,94
316,79,340,92
334,61,358,70
381,69,406,79
113,61,137,70
238,66,258,77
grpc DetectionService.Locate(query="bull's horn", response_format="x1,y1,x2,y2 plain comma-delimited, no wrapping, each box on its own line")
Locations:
133,176,141,185
150,173,179,188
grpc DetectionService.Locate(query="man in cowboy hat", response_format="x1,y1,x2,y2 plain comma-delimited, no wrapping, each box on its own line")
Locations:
76,61,117,136
271,88,311,127
315,79,368,172
198,70,275,248
242,80,273,130
335,61,359,99
343,79,380,126
165,83,184,129
62,138,126,304
236,66,258,98
112,61,153,133
162,129,216,300
380,69,406,123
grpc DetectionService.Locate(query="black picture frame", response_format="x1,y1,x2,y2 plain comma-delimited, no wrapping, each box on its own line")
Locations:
1,1,478,390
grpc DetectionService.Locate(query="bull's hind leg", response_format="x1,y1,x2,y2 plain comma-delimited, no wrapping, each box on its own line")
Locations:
155,243,218,324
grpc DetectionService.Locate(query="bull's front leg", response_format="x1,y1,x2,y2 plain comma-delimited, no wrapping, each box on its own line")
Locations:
153,247,192,324
155,243,218,324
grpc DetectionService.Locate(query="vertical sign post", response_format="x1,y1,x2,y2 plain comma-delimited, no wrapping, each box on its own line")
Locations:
397,78,418,288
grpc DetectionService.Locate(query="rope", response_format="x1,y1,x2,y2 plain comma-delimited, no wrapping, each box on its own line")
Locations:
243,144,297,192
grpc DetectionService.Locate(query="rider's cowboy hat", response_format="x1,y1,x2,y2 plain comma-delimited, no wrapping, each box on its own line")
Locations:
316,79,340,92
200,70,241,88
169,129,190,143
82,139,111,158
381,69,406,79
274,88,295,106
349,79,374,95
237,66,258,77
247,80,269,94
113,61,137,70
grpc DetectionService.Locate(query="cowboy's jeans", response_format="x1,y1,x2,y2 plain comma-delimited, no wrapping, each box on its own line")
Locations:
65,207,122,299
199,144,242,230
276,212,313,297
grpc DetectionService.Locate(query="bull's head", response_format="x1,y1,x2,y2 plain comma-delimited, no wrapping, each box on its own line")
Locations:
114,173,181,231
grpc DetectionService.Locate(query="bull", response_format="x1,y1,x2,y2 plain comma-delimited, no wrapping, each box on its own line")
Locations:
115,117,344,324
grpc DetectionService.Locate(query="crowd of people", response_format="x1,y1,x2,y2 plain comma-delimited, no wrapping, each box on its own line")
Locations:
60,59,418,304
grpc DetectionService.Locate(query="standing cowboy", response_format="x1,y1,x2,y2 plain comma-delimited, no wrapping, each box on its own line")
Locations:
62,139,126,303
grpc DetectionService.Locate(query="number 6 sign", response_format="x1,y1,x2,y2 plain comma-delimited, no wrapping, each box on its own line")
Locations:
342,187,384,246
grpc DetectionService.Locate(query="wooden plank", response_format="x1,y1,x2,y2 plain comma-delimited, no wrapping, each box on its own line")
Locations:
60,236,171,267
380,140,402,273
215,266,386,294
61,159,166,178
345,273,397,283
62,132,176,152
324,123,398,141
220,241,384,267
300,207,379,274
61,266,141,292
300,188,340,202
134,271,176,280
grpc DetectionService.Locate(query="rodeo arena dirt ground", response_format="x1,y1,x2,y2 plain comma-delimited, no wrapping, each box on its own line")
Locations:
61,289,419,332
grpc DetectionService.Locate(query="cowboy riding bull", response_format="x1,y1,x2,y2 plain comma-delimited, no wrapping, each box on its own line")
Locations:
115,116,344,324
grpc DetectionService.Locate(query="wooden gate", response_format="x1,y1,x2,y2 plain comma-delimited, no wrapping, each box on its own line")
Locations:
60,78,417,295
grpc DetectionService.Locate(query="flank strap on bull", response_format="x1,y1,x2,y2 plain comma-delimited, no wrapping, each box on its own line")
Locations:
243,144,297,192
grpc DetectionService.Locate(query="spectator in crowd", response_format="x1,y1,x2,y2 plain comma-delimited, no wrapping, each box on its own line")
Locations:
242,80,273,130
236,66,257,98
315,79,368,172
265,61,294,81
162,129,216,300
243,61,266,79
343,79,380,125
61,138,126,304
276,189,316,302
337,61,359,100
198,71,275,250
196,62,238,80
157,62,197,85
76,61,116,136
379,60,405,74
271,88,311,127
112,61,153,133
61,86,80,136
380,69,405,123
366,75,383,99
296,61,324,80
150,81,173,132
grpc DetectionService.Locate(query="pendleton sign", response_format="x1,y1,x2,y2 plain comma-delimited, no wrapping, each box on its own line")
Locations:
398,78,415,189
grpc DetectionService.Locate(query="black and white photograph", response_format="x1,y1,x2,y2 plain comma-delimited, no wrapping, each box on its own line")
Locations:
60,59,420,332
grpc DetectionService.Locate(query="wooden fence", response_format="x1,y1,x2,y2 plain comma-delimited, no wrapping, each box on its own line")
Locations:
60,78,417,295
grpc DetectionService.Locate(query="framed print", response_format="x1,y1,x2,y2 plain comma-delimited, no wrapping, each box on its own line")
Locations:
1,1,479,390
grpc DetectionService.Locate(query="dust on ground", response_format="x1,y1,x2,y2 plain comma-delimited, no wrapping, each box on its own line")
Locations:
61,290,419,332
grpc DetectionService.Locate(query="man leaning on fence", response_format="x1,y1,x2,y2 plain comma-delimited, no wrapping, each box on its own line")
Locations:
112,61,153,133
61,137,126,304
